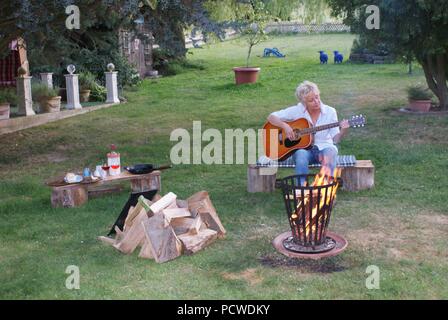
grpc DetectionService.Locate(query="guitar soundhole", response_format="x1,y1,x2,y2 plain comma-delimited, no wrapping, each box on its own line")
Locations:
285,138,301,148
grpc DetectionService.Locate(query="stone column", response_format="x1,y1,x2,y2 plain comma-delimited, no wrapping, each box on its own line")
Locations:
40,73,53,89
105,71,120,104
16,75,35,116
65,74,82,109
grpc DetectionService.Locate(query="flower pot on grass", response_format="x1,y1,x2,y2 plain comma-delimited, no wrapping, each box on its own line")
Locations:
0,88,17,120
79,71,98,103
233,0,271,85
0,103,10,120
39,96,62,113
407,85,433,112
32,83,61,113
79,89,91,103
233,67,261,85
408,99,432,112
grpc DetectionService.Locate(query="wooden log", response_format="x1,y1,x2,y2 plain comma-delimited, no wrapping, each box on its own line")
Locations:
98,236,116,246
340,160,375,192
162,208,192,225
51,184,88,208
130,171,161,193
176,199,188,208
187,215,204,235
142,212,183,263
247,165,277,193
113,210,148,254
170,217,195,235
124,196,152,231
178,229,218,254
148,192,177,215
138,239,154,259
187,191,226,238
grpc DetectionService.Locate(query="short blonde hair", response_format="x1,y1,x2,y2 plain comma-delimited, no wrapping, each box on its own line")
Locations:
295,81,320,102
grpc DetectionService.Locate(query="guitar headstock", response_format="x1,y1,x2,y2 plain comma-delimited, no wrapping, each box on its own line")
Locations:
348,114,366,128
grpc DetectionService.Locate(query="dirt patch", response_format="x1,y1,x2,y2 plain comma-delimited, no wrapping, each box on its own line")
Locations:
342,212,448,261
221,268,263,286
259,254,348,273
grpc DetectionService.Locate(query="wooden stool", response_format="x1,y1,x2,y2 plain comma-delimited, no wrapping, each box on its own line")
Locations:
340,160,375,192
51,184,88,208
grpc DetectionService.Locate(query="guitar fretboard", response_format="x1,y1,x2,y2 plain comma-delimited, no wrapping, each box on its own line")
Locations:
295,122,340,135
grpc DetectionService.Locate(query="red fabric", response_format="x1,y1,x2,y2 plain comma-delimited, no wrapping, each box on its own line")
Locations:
0,49,20,87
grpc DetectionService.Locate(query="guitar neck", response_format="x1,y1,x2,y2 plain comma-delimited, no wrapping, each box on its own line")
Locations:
296,121,340,135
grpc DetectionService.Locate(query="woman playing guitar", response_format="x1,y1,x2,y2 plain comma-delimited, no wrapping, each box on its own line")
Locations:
266,81,350,185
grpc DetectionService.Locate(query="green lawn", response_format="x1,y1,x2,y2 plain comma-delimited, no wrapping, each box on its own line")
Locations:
1,33,447,299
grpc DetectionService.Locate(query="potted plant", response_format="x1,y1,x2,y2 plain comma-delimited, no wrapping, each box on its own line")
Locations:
0,88,17,120
407,85,433,112
233,0,271,85
32,83,61,113
78,71,97,102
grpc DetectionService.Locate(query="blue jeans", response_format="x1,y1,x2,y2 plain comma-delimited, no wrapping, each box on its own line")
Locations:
292,146,338,185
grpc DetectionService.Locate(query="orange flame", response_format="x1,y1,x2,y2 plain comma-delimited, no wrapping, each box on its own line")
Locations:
292,167,341,238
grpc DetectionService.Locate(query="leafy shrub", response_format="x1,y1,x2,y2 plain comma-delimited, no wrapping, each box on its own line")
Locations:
32,83,59,100
0,88,17,104
89,83,107,102
79,71,97,91
407,85,432,101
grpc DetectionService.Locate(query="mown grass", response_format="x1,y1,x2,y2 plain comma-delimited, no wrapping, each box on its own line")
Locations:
0,33,447,299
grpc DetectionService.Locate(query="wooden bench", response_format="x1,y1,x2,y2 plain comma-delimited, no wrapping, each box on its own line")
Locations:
248,156,374,193
46,170,162,208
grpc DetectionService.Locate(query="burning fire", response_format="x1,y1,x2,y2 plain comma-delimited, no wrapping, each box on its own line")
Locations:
290,167,341,240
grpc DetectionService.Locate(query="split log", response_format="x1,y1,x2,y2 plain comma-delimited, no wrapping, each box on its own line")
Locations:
170,217,195,235
178,229,218,254
187,215,204,235
340,160,375,191
142,212,183,263
113,209,148,254
51,184,88,208
138,239,154,259
98,236,116,246
124,196,152,231
247,165,277,193
162,208,192,225
176,199,188,208
147,192,177,215
187,191,226,238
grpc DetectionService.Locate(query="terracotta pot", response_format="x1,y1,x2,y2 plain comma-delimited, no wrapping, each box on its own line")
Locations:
233,67,260,85
408,99,431,112
40,96,61,113
80,89,91,103
0,103,10,120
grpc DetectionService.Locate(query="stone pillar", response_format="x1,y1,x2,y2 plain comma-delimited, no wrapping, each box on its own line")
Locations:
105,71,120,104
40,73,53,89
16,76,35,116
65,74,82,109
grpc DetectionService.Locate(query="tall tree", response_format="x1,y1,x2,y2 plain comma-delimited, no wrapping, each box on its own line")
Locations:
326,0,448,109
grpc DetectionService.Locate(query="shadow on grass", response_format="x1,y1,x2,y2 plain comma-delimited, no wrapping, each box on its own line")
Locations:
259,254,351,273
210,82,265,93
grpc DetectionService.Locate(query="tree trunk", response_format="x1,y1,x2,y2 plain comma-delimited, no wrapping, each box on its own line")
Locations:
420,54,448,109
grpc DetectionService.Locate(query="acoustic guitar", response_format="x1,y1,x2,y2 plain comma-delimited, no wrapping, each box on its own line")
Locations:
263,114,366,161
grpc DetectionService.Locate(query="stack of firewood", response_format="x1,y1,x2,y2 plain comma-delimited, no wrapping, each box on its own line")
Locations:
99,191,226,263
